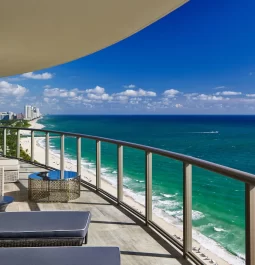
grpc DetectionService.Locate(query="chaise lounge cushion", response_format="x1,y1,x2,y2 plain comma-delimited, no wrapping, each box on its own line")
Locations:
0,246,121,265
0,159,19,165
0,211,91,239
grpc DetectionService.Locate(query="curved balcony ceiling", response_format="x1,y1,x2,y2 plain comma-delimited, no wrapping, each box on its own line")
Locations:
0,0,187,77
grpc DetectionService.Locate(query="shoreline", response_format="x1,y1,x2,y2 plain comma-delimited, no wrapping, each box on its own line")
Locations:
20,118,244,265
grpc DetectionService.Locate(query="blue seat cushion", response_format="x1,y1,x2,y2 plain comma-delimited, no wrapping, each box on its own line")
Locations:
0,211,91,238
0,247,120,265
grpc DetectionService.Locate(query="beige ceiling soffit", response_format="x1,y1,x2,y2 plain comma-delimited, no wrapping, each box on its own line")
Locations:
0,0,188,77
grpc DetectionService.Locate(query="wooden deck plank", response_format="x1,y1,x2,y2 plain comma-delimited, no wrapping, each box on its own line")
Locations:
4,161,191,265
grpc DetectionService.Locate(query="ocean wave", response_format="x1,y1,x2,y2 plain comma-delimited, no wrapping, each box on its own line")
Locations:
161,193,177,198
155,199,180,208
192,229,245,265
165,209,205,221
214,227,227,232
135,179,145,183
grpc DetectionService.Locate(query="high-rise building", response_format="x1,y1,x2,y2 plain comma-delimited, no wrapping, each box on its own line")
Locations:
36,108,40,117
0,111,14,121
24,105,41,120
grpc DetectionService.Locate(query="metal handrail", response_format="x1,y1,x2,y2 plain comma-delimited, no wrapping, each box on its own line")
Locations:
0,126,254,265
1,126,255,185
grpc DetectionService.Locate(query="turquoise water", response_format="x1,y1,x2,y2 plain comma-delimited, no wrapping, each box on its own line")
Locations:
39,115,255,262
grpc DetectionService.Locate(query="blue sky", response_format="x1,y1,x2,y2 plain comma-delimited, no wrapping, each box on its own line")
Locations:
0,0,255,114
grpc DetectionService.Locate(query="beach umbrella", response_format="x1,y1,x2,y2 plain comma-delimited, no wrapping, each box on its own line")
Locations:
0,0,188,77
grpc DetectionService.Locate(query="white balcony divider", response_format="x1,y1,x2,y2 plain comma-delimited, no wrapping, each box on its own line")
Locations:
1,126,255,265
96,140,101,190
31,130,34,162
16,129,20,158
3,128,6,156
77,137,81,177
117,145,123,203
145,151,152,224
45,132,49,166
183,163,192,258
60,134,64,179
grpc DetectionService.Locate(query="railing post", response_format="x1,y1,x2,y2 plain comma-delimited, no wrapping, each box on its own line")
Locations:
16,129,20,158
60,134,65,179
245,183,255,265
117,145,123,203
183,163,192,258
31,130,34,162
145,151,152,224
96,140,101,190
77,137,81,176
3,128,6,156
45,132,49,166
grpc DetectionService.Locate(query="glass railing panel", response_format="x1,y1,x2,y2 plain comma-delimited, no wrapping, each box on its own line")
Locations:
80,138,96,186
5,128,17,157
192,166,245,264
123,146,145,216
100,142,117,198
32,131,46,164
62,136,77,173
152,154,183,242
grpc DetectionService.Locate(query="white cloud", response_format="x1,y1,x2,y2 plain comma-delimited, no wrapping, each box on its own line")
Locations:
85,86,105,95
213,86,226,90
59,91,76,98
184,93,198,99
163,89,180,98
215,91,242,96
123,84,136,89
44,97,59,104
0,81,28,97
117,88,156,97
43,88,77,98
193,94,225,101
175,104,183,108
246,94,255,97
22,72,53,80
87,93,112,101
113,95,129,103
44,88,62,97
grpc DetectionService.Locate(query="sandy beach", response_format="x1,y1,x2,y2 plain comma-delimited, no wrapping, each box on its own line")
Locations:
19,118,242,265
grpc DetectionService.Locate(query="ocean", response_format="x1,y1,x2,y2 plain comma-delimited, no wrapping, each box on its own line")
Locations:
39,115,255,263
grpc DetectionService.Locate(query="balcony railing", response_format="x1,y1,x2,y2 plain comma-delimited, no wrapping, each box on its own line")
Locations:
0,126,254,265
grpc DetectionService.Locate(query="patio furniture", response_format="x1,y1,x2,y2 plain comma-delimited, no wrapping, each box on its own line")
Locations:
0,159,19,183
28,170,80,202
0,246,120,265
0,211,91,247
0,196,14,212
0,167,14,211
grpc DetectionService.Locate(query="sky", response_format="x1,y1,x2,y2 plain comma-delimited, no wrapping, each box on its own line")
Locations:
0,0,255,115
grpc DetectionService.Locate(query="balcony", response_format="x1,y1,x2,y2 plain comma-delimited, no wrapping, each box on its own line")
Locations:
0,126,254,265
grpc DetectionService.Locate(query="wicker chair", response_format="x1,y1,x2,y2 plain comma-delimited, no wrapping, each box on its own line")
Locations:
0,160,19,183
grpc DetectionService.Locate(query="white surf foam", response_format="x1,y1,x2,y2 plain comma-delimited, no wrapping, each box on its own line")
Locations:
161,193,177,198
192,229,245,265
214,227,227,232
